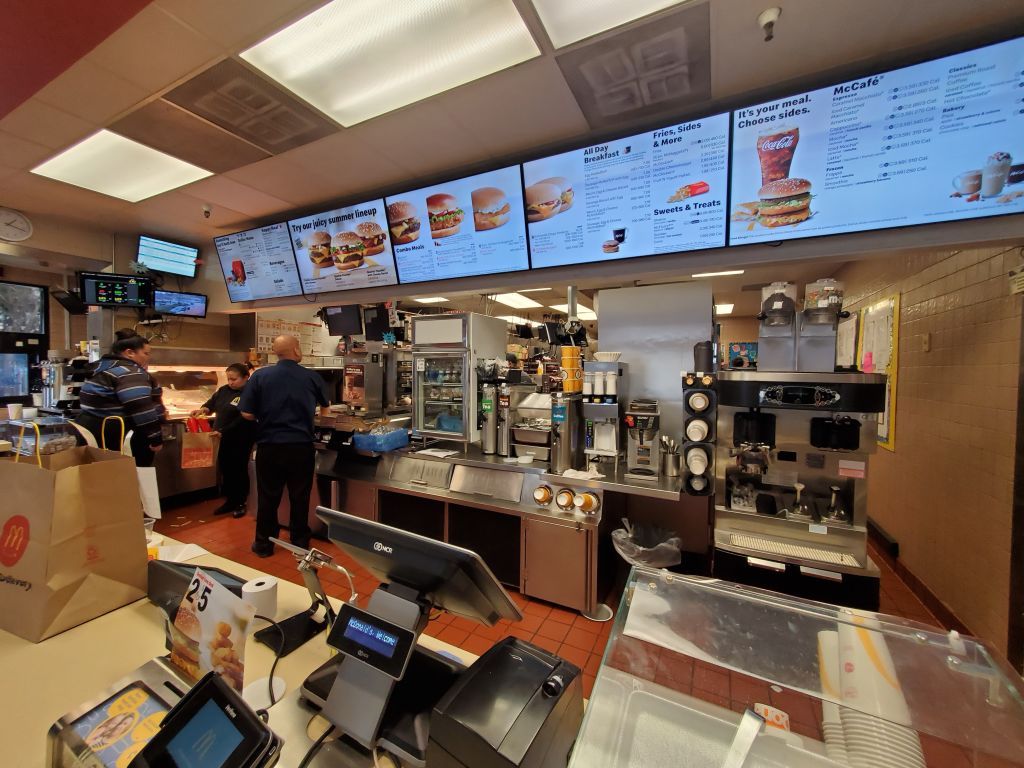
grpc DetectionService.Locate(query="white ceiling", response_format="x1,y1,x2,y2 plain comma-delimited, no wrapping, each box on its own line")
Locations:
0,0,1021,302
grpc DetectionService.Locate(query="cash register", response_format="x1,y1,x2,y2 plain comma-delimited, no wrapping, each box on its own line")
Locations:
301,508,585,768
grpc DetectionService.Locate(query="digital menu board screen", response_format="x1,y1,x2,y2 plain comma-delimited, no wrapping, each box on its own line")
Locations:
288,199,399,294
729,36,1024,245
385,165,529,284
524,113,729,269
214,223,303,302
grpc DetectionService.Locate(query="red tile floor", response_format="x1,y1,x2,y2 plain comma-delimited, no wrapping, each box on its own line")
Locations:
155,498,948,703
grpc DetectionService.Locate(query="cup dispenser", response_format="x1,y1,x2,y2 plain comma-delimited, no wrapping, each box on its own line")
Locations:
681,373,715,496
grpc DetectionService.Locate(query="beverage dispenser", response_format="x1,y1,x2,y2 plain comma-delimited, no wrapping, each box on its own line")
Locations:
496,383,511,457
480,383,497,455
624,399,661,480
757,282,798,371
798,278,845,373
583,361,628,461
550,392,584,473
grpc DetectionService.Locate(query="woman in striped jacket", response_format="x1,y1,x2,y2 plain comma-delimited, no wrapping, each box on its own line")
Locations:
75,329,165,466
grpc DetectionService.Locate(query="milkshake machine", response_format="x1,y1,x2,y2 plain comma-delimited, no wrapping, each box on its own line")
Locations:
712,370,886,609
624,399,661,481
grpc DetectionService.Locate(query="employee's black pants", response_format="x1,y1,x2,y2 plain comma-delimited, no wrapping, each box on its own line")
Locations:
254,442,314,550
74,412,157,467
218,431,255,508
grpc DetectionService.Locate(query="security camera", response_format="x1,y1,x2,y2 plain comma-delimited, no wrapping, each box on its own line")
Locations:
202,205,211,219
758,7,781,42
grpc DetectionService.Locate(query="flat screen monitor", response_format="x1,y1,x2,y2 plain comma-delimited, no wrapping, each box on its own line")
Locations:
213,223,303,302
287,199,400,295
362,304,391,341
728,35,1024,246
316,507,522,627
79,272,153,308
524,113,730,269
385,165,530,284
324,305,363,336
154,289,208,318
0,353,29,397
0,280,47,334
136,235,199,278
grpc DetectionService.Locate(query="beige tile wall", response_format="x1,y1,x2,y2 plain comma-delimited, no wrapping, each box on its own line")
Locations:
835,245,1022,654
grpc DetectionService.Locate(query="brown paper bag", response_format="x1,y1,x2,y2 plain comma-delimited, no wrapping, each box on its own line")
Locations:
181,431,215,469
0,446,148,642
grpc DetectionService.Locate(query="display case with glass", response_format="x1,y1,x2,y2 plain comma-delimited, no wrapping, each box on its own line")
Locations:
411,351,468,440
571,566,1024,767
147,366,226,420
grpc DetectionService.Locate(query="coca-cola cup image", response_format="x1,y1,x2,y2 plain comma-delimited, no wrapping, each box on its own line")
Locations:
757,126,799,185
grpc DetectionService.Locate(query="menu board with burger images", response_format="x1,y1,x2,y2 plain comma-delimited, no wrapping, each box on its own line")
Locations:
288,199,399,293
214,223,303,302
524,113,729,268
729,36,1024,245
385,165,529,283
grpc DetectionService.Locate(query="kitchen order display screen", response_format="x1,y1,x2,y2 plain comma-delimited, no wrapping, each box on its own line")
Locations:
214,223,303,302
386,165,529,284
288,199,399,294
524,112,729,269
729,36,1024,245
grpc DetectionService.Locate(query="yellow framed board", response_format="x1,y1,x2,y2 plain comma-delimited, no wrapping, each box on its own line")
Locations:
856,294,900,450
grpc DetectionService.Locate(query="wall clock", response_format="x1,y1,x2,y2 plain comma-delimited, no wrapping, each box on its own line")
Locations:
0,208,32,242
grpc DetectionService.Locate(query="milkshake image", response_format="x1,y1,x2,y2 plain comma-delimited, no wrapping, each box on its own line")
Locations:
981,152,1012,198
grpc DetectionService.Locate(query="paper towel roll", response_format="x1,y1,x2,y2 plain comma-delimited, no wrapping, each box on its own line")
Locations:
242,577,278,620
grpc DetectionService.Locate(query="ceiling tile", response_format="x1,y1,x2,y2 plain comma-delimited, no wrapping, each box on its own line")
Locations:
131,189,247,235
154,0,325,51
178,175,294,217
436,58,589,158
284,132,411,200
0,170,132,222
32,57,150,125
346,101,494,181
224,153,341,207
0,131,57,169
0,98,98,150
85,5,222,94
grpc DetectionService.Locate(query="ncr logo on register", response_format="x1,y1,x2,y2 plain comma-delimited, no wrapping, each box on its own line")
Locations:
373,542,393,555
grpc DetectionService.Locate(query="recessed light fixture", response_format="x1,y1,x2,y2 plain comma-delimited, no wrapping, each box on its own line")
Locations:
531,0,693,48
714,303,735,315
518,287,552,293
549,303,597,320
691,270,745,278
414,296,450,304
491,293,543,309
31,130,211,202
241,0,540,127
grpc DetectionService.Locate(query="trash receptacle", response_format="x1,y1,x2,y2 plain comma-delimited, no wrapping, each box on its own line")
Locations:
611,520,682,568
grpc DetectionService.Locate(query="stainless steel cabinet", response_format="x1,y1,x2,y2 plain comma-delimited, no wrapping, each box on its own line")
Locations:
523,516,589,611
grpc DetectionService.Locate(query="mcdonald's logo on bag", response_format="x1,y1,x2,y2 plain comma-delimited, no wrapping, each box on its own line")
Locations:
0,515,30,567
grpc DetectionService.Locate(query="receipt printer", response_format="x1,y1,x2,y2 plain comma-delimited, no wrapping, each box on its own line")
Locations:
427,637,583,768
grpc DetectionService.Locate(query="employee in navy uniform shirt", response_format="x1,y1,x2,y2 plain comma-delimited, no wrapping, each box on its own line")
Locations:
192,363,258,517
240,335,328,557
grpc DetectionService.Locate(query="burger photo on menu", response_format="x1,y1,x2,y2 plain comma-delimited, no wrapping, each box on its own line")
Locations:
471,186,511,231
756,178,813,227
331,232,367,270
356,220,387,256
387,200,421,244
538,177,573,212
306,231,333,268
427,193,464,238
525,182,562,222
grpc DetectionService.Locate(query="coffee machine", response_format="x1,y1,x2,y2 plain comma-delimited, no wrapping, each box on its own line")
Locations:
550,392,584,473
624,399,660,481
480,383,497,455
583,361,628,462
712,371,886,609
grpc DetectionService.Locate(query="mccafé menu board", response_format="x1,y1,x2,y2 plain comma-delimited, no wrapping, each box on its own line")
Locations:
288,199,399,294
214,223,303,302
524,113,729,268
385,165,529,284
729,36,1024,245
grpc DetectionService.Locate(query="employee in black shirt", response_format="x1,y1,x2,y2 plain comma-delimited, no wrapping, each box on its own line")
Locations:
240,335,328,557
192,363,258,517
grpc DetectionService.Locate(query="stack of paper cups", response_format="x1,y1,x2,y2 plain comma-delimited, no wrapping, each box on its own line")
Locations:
817,631,850,765
242,577,278,623
560,347,582,392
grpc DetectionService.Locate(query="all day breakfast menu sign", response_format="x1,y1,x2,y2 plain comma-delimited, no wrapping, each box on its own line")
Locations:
524,112,729,269
214,223,302,302
729,36,1024,245
288,199,399,294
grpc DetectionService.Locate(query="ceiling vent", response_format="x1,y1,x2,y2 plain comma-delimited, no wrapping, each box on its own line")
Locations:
163,58,339,155
555,1,710,129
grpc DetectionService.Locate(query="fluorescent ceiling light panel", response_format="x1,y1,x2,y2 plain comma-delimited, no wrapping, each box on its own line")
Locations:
518,287,552,293
531,0,692,48
549,303,597,320
714,303,734,315
241,0,540,127
692,270,745,278
491,293,543,309
414,296,450,303
31,130,211,202
497,314,542,326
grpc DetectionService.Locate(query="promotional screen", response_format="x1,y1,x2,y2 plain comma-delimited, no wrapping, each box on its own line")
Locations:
729,36,1024,245
288,199,399,294
385,165,529,284
137,236,199,278
214,223,303,302
524,113,729,269
154,290,207,317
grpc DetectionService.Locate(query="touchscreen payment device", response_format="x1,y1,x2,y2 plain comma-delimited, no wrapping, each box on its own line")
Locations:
327,603,417,680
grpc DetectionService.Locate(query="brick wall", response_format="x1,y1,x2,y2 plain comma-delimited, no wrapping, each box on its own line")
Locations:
835,245,1022,654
